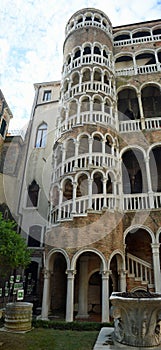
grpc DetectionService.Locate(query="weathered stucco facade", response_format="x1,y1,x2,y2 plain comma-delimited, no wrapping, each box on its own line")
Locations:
2,8,161,322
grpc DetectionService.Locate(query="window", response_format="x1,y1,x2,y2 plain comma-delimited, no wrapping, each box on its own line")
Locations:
28,225,42,247
27,180,39,207
0,119,7,137
35,123,47,148
43,90,51,101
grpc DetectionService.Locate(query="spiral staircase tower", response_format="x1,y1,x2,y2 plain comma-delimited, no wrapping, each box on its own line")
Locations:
50,8,119,225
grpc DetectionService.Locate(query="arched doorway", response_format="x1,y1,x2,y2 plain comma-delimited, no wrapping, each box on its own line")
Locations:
50,252,67,319
74,252,102,321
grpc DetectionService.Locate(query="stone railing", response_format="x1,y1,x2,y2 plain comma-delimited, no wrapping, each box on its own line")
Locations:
119,116,161,133
50,192,161,224
62,81,115,101
55,110,116,141
53,153,117,181
50,194,116,224
66,20,111,38
63,54,113,77
115,63,160,76
127,253,153,285
114,33,161,47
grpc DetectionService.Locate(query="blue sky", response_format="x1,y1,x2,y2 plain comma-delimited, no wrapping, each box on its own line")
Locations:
1,0,161,130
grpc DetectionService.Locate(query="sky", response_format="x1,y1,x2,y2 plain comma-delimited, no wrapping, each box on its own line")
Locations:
1,0,161,130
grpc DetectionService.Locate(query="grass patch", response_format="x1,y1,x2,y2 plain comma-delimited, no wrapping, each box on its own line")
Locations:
0,328,98,350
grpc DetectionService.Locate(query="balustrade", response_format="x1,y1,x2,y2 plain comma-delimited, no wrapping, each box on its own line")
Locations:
114,33,161,47
63,54,113,77
66,20,111,38
115,63,160,76
52,153,117,181
50,192,161,224
123,194,150,211
54,111,116,142
127,253,153,285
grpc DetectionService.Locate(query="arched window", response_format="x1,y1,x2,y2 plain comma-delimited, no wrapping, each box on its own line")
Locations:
35,123,47,148
27,180,39,207
28,225,42,247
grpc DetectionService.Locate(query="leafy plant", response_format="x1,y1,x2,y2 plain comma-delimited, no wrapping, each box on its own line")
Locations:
0,212,31,277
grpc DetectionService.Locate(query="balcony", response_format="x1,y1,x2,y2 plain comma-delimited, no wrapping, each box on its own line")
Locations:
53,152,118,181
50,192,161,225
63,54,113,77
114,33,161,47
62,81,115,101
55,110,116,141
115,63,160,76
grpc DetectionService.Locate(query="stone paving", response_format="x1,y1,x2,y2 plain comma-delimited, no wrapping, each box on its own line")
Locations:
93,328,161,350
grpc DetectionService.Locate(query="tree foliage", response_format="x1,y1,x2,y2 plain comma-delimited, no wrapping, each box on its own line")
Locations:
0,213,31,276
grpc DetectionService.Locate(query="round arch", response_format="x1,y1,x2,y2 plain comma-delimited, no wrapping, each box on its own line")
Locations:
124,225,155,244
71,248,107,271
45,248,70,271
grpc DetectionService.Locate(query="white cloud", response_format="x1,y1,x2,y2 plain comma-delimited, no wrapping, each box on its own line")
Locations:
1,0,161,129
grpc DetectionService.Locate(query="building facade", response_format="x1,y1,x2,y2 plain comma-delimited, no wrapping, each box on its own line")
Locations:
13,8,161,322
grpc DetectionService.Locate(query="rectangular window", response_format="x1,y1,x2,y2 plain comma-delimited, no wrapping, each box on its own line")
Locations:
43,90,51,101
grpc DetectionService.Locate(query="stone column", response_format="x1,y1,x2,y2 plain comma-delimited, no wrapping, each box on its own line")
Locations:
66,270,76,322
72,182,77,214
58,187,63,221
88,178,93,209
41,269,51,319
145,156,154,208
76,256,89,319
151,243,161,293
74,140,79,168
137,92,145,129
88,138,93,165
101,270,111,322
118,269,127,292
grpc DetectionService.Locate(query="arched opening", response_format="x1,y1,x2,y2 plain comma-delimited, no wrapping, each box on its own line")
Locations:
118,88,140,120
136,52,156,67
93,69,101,82
122,149,147,193
114,33,130,42
78,135,89,155
82,68,91,82
71,72,79,87
28,225,42,247
125,229,153,291
106,174,112,194
115,55,133,71
56,145,62,165
50,253,67,319
80,96,90,113
74,252,102,322
105,136,112,154
27,180,39,207
63,179,73,201
83,46,91,55
93,97,102,111
132,30,151,39
76,174,88,197
68,100,77,117
73,49,81,60
141,85,161,118
92,172,103,194
92,135,102,153
65,139,75,159
149,146,161,192
94,46,101,55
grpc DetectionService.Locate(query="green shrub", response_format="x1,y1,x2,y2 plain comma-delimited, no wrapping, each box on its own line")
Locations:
32,319,113,331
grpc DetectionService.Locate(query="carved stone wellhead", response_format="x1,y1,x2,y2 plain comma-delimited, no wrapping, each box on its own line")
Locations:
110,291,161,347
